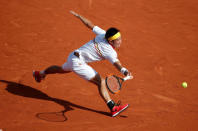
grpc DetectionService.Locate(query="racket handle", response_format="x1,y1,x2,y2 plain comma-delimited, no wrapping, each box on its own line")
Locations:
123,75,133,81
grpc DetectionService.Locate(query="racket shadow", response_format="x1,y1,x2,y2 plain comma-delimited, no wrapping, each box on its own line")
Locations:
0,80,111,122
36,109,68,122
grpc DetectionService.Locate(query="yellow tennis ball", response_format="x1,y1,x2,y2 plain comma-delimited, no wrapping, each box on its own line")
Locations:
182,82,188,88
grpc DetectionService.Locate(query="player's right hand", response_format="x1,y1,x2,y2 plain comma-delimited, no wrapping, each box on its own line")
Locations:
125,70,133,79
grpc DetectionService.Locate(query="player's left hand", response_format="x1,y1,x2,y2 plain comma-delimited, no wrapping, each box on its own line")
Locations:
70,10,79,17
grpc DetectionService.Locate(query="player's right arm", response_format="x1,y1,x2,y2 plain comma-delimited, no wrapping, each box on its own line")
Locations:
70,10,95,30
113,61,132,76
103,49,132,77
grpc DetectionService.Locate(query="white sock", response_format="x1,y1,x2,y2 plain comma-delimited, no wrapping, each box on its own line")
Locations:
107,100,112,104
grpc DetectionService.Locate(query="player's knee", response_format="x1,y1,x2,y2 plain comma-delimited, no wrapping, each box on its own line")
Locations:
97,77,106,88
90,73,102,86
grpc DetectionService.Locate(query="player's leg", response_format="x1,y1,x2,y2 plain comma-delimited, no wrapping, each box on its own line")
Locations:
71,59,111,103
33,65,71,83
89,73,111,103
44,65,71,74
33,53,73,83
90,73,129,117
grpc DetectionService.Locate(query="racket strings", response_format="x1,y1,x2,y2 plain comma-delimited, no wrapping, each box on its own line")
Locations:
106,76,120,93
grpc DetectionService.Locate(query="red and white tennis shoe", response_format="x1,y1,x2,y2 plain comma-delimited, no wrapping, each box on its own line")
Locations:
33,71,45,83
111,104,129,117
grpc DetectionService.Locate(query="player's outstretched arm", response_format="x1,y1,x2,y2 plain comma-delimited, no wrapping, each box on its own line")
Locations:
113,61,133,77
70,10,95,30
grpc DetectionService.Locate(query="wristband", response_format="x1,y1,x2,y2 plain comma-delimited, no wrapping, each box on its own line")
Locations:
121,67,127,75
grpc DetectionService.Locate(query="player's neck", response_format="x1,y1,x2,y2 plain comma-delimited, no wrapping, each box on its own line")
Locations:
109,43,115,49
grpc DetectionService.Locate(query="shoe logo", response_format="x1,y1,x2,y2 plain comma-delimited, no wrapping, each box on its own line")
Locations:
113,107,118,112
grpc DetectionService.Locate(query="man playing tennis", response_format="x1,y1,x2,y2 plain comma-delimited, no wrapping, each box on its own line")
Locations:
33,11,133,117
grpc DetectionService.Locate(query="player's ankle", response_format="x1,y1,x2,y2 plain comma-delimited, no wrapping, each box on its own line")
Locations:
107,100,115,110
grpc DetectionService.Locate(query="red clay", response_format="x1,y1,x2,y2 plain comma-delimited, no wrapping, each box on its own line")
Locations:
0,0,198,130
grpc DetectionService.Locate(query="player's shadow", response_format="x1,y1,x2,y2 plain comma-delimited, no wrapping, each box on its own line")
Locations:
0,80,111,120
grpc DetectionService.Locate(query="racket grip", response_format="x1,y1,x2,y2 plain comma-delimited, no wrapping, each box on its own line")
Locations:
123,75,132,81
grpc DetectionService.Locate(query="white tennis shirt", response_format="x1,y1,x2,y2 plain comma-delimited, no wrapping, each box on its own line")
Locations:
75,26,119,64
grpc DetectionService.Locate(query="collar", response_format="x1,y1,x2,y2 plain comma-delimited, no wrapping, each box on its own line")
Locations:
110,43,115,49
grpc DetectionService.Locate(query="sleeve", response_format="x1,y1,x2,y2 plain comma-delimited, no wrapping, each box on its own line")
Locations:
102,46,119,64
93,26,106,35
105,53,119,64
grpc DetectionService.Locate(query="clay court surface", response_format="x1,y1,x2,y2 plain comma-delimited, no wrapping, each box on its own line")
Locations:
0,0,198,130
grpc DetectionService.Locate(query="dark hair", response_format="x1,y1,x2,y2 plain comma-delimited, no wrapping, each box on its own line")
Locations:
105,27,120,40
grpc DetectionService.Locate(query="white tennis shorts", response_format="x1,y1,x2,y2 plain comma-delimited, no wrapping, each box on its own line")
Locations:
62,52,97,80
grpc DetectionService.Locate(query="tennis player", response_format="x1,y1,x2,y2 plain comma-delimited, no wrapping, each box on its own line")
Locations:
33,11,133,117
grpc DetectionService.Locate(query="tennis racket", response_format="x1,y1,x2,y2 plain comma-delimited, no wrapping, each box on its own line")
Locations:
105,75,132,94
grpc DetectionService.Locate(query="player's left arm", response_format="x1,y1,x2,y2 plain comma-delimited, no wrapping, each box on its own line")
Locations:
70,10,95,30
113,61,132,77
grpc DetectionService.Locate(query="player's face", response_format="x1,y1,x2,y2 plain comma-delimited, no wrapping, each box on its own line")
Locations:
112,36,122,48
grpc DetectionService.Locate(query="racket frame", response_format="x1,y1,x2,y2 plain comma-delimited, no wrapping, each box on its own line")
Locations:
105,75,131,94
